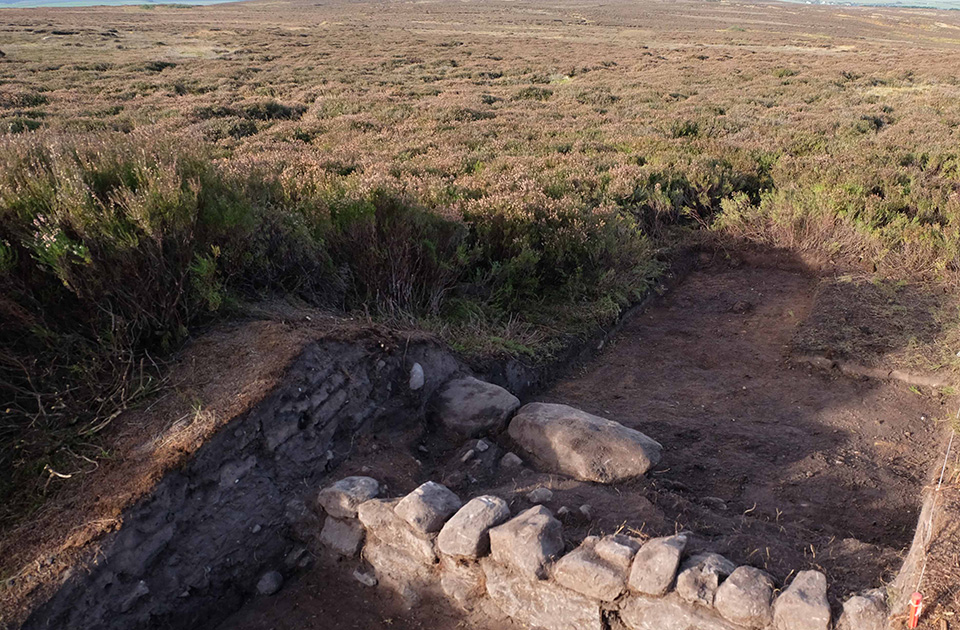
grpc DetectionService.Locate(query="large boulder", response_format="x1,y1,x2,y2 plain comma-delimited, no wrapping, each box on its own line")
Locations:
714,566,775,628
552,535,640,601
357,498,437,565
675,552,736,607
773,570,831,630
316,476,380,519
488,505,564,579
628,535,687,596
394,481,462,535
507,403,662,482
620,593,740,630
433,376,520,436
481,559,603,630
437,495,511,559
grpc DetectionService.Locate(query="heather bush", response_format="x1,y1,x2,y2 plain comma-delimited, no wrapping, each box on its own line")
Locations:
0,132,338,506
7,0,960,529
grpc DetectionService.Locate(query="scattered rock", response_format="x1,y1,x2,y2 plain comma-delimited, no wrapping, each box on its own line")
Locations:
481,559,603,630
714,566,775,628
475,439,490,452
461,449,476,463
442,469,467,489
621,593,740,630
357,498,437,565
409,362,425,390
773,570,831,630
394,481,462,534
488,505,564,579
437,495,512,559
319,516,364,557
352,569,377,587
500,452,523,469
284,546,308,569
256,571,283,596
508,402,662,482
676,553,737,607
628,534,687,596
579,504,594,520
553,535,639,601
433,376,520,436
317,476,380,519
701,496,728,511
836,590,886,630
527,487,554,504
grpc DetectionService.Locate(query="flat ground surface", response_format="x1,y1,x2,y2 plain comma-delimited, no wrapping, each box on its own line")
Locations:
219,257,952,629
538,258,946,591
217,559,523,630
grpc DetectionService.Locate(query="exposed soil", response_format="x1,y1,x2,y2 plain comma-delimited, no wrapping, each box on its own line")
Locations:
793,276,960,379
219,254,954,630
531,258,948,598
0,307,432,629
218,557,523,630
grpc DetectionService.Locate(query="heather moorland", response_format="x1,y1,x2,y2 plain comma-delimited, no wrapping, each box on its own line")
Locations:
2,0,960,627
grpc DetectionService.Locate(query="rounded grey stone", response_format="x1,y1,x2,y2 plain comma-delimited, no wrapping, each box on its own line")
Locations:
773,570,831,630
317,476,380,519
715,566,775,627
256,571,283,596
437,495,511,559
394,481,462,534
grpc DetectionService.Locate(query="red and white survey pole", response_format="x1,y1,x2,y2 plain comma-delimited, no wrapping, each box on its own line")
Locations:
907,591,923,629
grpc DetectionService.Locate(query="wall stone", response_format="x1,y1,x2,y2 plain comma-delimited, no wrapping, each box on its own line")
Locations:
320,476,851,630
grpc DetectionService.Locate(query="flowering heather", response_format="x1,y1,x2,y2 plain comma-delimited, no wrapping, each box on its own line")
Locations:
2,0,960,530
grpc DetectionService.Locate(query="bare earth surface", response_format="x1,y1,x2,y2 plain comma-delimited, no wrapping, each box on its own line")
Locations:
219,257,952,629
539,259,946,591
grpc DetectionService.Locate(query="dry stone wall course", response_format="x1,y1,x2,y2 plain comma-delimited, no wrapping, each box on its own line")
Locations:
316,474,872,630
437,495,511,559
19,346,900,630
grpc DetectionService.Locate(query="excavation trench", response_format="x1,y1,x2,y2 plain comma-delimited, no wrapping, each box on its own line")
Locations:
21,253,951,630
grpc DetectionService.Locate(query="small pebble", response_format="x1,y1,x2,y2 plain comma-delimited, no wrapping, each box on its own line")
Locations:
461,449,476,463
409,363,425,390
353,569,378,587
500,452,523,469
579,504,593,520
257,571,283,596
475,439,490,452
527,488,554,504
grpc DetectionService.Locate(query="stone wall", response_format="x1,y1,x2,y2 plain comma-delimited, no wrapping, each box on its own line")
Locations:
19,338,467,630
311,475,890,630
